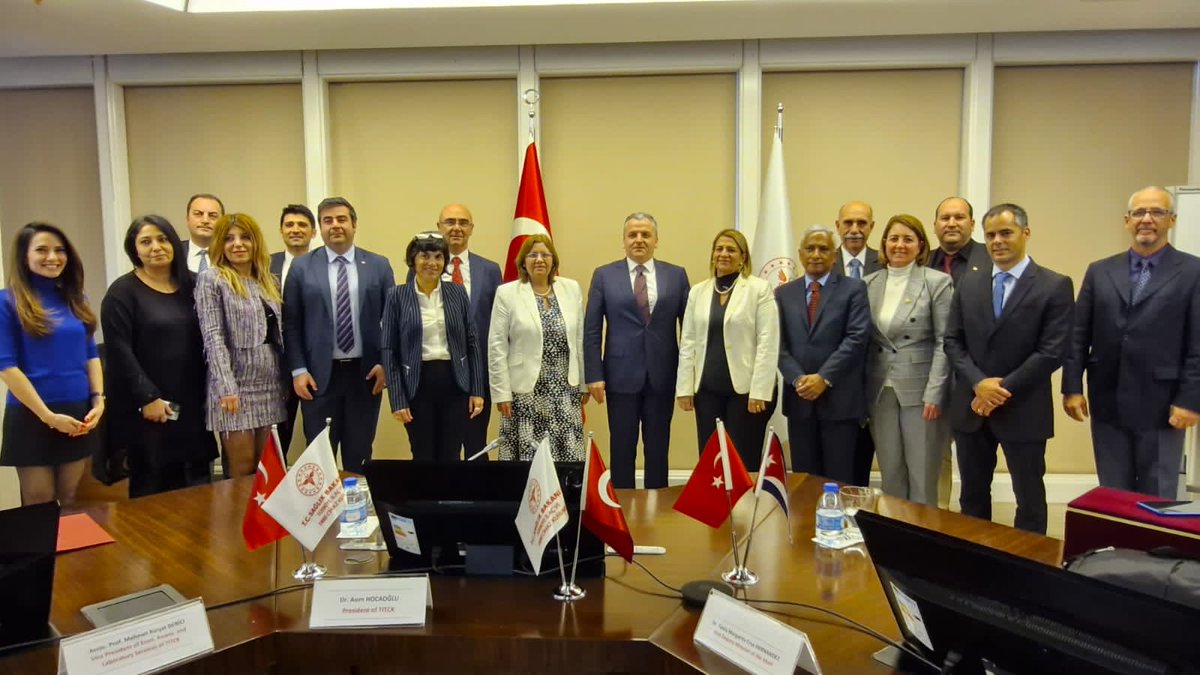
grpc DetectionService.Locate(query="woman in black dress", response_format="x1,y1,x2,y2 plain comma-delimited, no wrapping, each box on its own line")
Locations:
101,215,216,498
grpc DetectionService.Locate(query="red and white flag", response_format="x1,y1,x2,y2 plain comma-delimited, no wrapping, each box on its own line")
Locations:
673,420,753,528
513,436,568,575
755,429,793,543
581,438,634,562
504,142,552,282
262,427,346,552
242,429,289,551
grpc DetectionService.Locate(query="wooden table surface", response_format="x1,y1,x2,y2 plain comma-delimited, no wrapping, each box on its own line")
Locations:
5,472,1063,673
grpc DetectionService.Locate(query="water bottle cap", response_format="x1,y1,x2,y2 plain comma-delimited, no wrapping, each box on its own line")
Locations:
823,482,837,492
344,477,358,488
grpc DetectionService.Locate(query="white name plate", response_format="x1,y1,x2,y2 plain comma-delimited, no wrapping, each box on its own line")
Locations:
693,590,820,675
309,576,432,629
58,598,214,675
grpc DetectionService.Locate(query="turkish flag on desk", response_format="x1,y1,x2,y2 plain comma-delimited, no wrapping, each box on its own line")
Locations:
503,142,552,282
581,439,634,562
673,420,753,528
243,430,288,551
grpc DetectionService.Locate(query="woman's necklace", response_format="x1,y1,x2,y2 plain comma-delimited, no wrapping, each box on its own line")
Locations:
715,278,735,295
533,285,553,298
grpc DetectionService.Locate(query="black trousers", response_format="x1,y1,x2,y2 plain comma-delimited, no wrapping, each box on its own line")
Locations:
693,391,776,472
277,385,300,457
955,424,1047,534
607,386,675,489
851,422,875,487
404,360,468,463
301,359,381,473
461,393,491,461
786,416,858,484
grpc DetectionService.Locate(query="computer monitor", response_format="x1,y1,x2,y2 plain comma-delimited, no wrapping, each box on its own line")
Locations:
362,460,604,578
0,501,60,655
856,510,1200,675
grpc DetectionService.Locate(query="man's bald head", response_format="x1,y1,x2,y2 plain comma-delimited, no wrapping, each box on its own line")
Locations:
836,201,875,256
437,203,475,255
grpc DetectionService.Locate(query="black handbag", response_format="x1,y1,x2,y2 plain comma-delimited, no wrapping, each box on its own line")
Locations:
90,413,129,486
1066,546,1200,611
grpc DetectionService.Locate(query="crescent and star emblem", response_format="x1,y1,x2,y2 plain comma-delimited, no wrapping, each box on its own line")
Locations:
596,470,621,509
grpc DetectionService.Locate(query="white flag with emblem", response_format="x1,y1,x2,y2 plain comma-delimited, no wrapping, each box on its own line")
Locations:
513,436,568,575
262,427,346,551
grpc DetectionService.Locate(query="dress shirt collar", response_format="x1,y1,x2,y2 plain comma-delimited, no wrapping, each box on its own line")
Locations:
803,271,832,287
992,255,1031,280
627,258,656,274
450,248,470,264
1129,245,1169,271
325,245,357,264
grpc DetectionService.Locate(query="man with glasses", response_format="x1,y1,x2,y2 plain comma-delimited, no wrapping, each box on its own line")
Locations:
1063,186,1200,498
436,204,501,460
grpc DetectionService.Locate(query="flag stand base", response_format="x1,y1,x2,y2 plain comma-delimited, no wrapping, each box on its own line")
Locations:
293,561,327,582
721,566,759,587
553,583,586,602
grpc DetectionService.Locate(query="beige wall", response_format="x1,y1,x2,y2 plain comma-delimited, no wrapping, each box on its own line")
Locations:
992,62,1194,473
541,73,736,469
125,83,307,242
0,88,106,314
762,69,964,247
328,78,517,459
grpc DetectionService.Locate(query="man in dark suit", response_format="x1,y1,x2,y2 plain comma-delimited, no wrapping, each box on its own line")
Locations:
832,200,880,486
1063,186,1200,497
945,203,1074,534
269,204,316,453
283,197,395,473
777,225,870,483
585,212,689,489
926,196,991,507
436,203,502,460
181,193,223,273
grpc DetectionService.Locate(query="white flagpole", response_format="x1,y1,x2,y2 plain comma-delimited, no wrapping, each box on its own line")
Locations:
741,427,774,565
270,423,286,468
716,419,744,572
566,432,591,590
467,438,499,461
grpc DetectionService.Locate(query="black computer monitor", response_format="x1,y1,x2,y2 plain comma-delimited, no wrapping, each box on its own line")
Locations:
856,510,1200,675
0,501,60,655
362,460,604,578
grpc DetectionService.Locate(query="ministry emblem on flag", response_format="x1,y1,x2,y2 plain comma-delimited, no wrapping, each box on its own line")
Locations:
296,463,324,497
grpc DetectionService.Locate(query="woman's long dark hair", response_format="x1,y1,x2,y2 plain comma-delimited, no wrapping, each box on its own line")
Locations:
6,222,96,337
123,215,194,297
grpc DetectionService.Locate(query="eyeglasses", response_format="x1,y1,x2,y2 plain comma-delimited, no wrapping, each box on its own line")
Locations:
414,232,444,240
1128,208,1173,220
438,218,471,227
525,252,553,260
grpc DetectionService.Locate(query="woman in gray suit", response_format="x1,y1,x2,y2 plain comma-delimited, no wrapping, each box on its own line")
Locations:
195,213,287,478
863,214,953,505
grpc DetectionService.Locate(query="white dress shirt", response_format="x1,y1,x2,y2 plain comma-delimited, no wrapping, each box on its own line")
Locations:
840,247,870,277
327,246,363,359
627,257,658,314
280,251,297,291
186,241,211,273
417,282,451,361
443,249,472,299
992,255,1032,308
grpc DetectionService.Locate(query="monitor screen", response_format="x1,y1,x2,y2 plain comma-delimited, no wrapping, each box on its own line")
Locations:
856,510,1200,675
362,460,604,578
0,501,60,654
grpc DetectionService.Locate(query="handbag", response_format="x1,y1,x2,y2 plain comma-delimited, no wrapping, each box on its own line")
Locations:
1066,546,1200,611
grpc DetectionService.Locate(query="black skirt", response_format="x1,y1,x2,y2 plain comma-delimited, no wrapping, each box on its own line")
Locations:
0,400,99,467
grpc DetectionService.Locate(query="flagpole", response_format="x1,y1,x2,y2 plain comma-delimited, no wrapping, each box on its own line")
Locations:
565,433,590,590
714,419,757,587
776,102,784,141
739,427,776,568
553,431,586,602
292,418,334,582
523,88,539,142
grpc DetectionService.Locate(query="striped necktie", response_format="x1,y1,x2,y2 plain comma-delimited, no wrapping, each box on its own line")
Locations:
334,256,355,352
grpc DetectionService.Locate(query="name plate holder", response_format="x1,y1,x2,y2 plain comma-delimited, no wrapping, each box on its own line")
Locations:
693,590,821,675
58,598,214,675
309,575,432,629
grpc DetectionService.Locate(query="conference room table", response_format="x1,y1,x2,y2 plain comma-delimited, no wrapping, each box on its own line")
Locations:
6,472,1063,673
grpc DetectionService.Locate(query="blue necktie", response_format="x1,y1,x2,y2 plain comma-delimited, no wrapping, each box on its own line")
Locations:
993,272,1010,319
1131,260,1151,304
849,258,862,280
197,250,208,272
334,256,355,352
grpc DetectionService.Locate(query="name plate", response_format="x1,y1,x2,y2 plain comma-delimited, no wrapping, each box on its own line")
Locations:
58,598,214,675
693,590,820,675
309,576,432,629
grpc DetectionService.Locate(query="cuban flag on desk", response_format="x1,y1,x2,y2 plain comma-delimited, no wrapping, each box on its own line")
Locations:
243,430,289,551
755,430,792,543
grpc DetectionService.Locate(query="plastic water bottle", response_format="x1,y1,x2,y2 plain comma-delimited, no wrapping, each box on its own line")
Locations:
341,477,367,525
815,482,845,547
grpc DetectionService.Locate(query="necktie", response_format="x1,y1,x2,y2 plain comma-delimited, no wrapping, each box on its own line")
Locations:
334,256,355,352
198,250,208,272
849,258,862,280
634,265,650,325
942,252,954,275
451,256,464,286
1131,260,1151,304
993,272,1010,319
807,281,821,325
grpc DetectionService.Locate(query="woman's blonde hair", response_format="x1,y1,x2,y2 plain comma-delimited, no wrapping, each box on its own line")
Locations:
709,228,752,278
515,234,560,283
207,213,281,303
878,214,931,267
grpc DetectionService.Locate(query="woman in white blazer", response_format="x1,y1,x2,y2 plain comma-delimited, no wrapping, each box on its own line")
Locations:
863,214,953,506
676,229,779,471
488,234,588,461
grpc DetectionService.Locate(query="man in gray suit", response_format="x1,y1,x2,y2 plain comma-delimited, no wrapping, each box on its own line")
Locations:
1063,186,1200,497
283,197,396,472
436,203,501,459
832,201,881,280
181,193,223,273
777,225,870,483
584,212,690,489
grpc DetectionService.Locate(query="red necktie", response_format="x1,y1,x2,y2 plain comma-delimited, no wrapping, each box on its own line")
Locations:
451,256,464,285
942,252,954,275
634,265,650,325
807,281,820,325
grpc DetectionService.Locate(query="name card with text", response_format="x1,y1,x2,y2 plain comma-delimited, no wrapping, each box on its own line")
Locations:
58,598,214,675
309,576,432,629
693,590,820,675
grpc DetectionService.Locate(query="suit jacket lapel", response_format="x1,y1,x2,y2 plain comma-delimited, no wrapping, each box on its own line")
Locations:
1134,247,1182,306
886,271,924,337
357,252,371,309
520,282,541,329
316,248,334,319
992,262,1036,334
810,276,834,330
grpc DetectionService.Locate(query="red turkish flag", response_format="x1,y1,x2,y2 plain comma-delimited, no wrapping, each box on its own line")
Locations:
242,430,289,551
673,421,753,528
581,439,634,562
504,142,552,282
